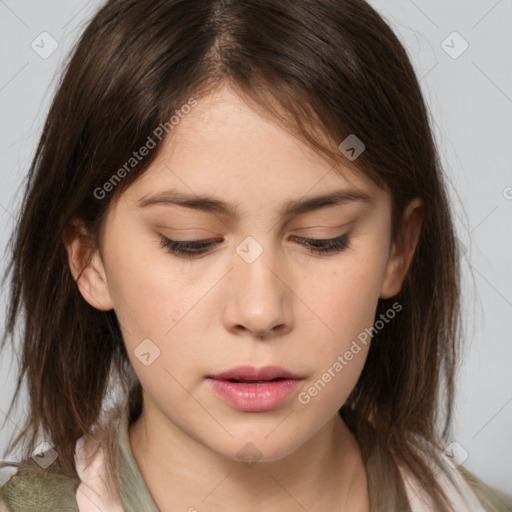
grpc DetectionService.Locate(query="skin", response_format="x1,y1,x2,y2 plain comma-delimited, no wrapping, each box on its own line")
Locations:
65,84,423,511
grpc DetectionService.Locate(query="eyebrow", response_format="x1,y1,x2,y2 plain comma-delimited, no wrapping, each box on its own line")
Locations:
137,188,372,218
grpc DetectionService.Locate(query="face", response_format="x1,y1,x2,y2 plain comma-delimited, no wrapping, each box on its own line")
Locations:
67,85,420,463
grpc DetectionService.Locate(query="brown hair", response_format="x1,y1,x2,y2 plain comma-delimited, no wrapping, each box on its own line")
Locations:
1,0,463,509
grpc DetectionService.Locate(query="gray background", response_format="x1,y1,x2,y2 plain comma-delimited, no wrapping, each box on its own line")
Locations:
1,0,511,494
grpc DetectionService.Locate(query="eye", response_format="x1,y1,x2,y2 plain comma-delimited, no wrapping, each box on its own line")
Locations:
160,234,350,258
160,237,220,257
290,234,350,254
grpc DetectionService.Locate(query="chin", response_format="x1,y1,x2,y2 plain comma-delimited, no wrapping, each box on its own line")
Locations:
211,431,304,465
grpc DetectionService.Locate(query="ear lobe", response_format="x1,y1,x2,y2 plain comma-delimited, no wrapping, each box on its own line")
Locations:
379,198,423,299
62,219,114,311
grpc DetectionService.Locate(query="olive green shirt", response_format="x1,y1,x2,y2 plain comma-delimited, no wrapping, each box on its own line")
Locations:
0,411,159,512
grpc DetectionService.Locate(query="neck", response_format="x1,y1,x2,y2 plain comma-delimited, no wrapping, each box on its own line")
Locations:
128,400,369,511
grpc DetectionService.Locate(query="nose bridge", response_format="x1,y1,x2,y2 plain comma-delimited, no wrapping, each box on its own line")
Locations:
224,234,291,337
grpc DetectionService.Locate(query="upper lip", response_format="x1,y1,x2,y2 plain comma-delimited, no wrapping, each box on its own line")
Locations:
207,365,303,381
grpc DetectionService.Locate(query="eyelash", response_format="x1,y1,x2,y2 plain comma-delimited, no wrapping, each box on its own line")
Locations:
159,234,350,258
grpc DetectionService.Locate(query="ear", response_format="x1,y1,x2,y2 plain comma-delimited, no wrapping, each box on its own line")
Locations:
379,198,423,299
62,218,114,311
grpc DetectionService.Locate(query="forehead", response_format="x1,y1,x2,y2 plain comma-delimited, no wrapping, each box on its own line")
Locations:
119,86,386,214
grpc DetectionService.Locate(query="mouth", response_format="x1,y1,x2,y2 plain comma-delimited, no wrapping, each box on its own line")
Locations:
206,365,304,412
224,378,286,383
207,365,303,382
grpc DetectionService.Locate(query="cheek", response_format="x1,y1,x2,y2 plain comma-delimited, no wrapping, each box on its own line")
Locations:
306,251,387,341
294,260,382,412
108,266,169,334
105,246,215,390
103,224,185,335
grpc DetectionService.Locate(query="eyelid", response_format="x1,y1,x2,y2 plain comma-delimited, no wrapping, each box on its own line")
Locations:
152,224,219,236
159,232,351,258
156,222,353,236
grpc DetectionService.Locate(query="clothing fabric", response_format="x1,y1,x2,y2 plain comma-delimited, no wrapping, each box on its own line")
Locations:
1,410,511,511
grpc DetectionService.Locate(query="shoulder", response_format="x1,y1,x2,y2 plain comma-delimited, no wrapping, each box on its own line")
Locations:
0,459,79,512
457,465,512,512
399,457,512,512
74,434,124,512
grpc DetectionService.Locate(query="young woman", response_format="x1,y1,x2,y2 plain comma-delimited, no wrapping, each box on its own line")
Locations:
1,0,511,511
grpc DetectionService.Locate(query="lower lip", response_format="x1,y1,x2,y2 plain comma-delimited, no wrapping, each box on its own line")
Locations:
206,378,303,412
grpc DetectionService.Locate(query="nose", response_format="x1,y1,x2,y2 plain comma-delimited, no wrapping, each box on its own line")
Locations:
222,246,293,339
